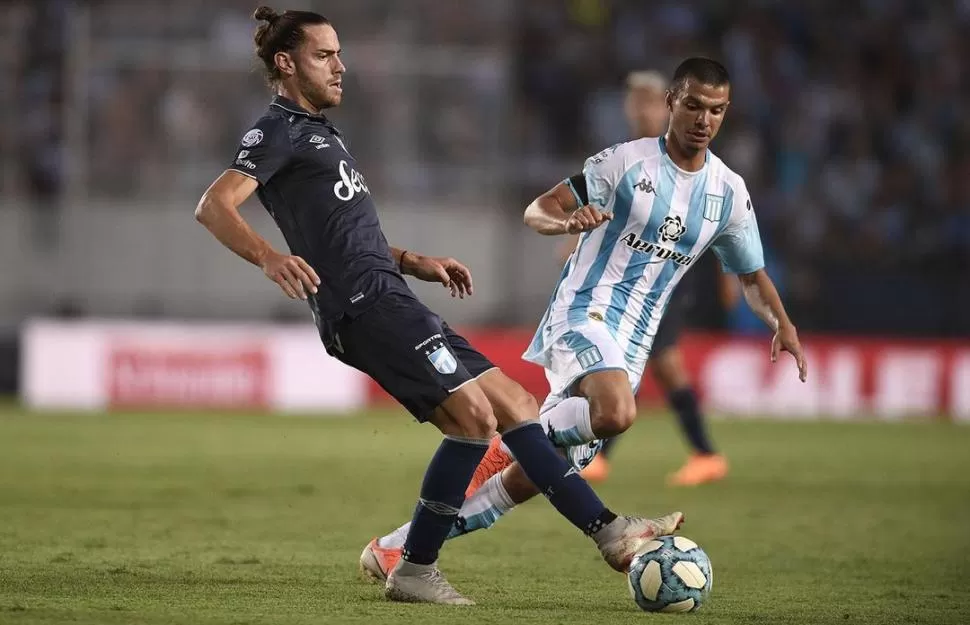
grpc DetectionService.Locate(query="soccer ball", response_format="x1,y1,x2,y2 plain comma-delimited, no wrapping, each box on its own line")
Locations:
627,535,713,613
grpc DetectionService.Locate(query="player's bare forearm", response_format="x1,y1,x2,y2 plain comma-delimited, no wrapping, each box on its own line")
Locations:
389,245,474,297
389,246,412,274
195,192,275,266
195,171,276,266
738,269,792,332
739,269,807,381
524,183,578,235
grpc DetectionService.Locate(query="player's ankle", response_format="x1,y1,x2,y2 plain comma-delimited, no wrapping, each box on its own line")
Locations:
587,510,620,543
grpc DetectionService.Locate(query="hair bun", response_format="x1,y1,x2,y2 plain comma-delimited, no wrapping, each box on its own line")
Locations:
253,6,279,23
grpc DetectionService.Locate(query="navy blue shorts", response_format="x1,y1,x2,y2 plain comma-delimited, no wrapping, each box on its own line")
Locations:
319,290,495,421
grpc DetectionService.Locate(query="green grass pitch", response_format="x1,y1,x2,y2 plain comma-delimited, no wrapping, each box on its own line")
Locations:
0,407,968,625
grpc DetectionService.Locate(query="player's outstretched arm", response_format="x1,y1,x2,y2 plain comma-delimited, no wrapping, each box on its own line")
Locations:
389,246,473,298
738,269,807,382
524,181,612,235
195,170,320,300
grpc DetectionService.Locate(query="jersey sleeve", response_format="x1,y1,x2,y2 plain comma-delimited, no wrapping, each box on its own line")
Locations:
579,143,628,209
710,181,766,274
227,117,292,185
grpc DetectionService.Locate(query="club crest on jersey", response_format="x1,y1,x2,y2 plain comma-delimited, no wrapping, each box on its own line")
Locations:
658,215,687,243
427,345,458,375
704,194,725,222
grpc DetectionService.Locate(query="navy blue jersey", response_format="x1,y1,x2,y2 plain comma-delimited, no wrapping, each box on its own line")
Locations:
228,95,409,320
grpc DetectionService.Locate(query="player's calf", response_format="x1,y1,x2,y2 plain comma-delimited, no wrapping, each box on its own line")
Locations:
401,386,494,569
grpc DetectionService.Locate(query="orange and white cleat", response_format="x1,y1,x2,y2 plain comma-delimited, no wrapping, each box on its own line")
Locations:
667,454,729,487
359,538,403,583
465,435,514,497
580,454,611,483
597,511,685,572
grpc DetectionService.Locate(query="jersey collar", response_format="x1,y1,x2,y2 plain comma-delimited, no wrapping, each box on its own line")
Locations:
658,135,710,173
270,95,331,123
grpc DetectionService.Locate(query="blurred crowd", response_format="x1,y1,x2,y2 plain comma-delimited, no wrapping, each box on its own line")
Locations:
3,0,968,334
4,0,511,205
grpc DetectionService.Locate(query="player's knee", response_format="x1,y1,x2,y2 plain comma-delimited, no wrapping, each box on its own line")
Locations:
494,387,539,431
452,396,498,439
590,392,637,437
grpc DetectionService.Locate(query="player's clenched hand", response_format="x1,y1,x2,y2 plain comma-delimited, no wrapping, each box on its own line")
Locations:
403,252,474,299
771,322,807,382
564,205,612,235
259,250,321,300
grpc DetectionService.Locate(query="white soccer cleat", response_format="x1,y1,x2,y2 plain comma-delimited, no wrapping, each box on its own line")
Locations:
597,511,685,572
384,559,475,606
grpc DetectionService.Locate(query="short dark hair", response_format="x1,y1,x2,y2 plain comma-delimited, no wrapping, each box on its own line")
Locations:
253,6,330,84
670,57,730,95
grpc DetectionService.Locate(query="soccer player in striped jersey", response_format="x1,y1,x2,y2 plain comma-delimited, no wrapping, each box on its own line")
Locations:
360,58,806,578
565,69,741,486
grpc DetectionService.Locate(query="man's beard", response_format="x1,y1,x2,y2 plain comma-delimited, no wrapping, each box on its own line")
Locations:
297,75,337,111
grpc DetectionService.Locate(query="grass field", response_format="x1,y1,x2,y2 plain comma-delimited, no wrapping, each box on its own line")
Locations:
0,408,968,625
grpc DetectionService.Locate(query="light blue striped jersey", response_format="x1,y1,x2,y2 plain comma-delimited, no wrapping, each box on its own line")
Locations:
523,136,765,371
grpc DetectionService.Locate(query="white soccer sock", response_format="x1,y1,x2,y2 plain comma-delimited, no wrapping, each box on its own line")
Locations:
378,523,411,549
447,472,516,538
377,473,516,548
540,396,595,447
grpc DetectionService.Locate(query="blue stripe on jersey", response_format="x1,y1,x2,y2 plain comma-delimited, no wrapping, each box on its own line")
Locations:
624,164,709,364
616,158,676,364
683,168,710,252
561,328,595,355
604,161,677,333
525,227,599,358
525,260,571,357
566,165,641,327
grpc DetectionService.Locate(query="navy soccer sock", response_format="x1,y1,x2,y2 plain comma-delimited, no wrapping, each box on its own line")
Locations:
402,435,489,565
502,421,617,535
669,386,715,455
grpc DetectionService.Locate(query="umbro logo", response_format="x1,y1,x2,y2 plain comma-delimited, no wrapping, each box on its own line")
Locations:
310,134,330,149
634,178,655,194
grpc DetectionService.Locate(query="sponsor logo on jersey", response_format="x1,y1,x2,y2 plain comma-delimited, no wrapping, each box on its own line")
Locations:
235,150,256,169
333,160,370,201
621,231,695,266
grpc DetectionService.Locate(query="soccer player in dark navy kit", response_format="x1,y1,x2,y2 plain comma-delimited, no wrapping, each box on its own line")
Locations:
195,7,682,605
